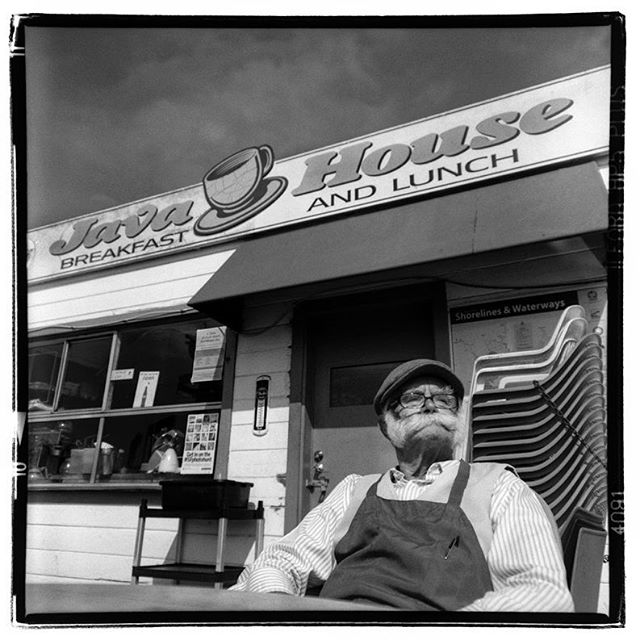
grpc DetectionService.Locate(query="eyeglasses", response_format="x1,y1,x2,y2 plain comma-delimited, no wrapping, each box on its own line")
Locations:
394,391,458,412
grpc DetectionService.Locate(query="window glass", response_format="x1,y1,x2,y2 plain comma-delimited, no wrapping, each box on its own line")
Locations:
28,342,63,410
28,418,101,484
99,411,214,481
58,336,112,410
330,361,403,407
110,320,224,408
27,316,228,486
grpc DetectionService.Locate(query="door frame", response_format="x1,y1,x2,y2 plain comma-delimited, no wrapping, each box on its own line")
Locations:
284,282,451,532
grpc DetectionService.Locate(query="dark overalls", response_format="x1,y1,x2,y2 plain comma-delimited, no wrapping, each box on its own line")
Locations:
319,460,493,610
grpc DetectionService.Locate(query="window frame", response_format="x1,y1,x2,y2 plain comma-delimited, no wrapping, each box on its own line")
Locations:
27,312,233,485
28,340,65,408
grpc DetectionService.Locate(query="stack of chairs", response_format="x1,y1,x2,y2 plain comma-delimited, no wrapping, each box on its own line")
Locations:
467,305,607,611
470,304,588,393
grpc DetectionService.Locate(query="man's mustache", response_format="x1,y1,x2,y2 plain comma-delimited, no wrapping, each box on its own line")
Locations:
403,411,458,430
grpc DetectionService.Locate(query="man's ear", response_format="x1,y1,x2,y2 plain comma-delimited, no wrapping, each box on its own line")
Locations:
450,411,467,459
377,414,389,437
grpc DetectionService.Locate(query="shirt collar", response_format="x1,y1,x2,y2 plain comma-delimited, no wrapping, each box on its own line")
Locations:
389,459,459,484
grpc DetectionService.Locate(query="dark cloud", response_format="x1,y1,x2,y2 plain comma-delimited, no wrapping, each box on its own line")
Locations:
25,25,610,228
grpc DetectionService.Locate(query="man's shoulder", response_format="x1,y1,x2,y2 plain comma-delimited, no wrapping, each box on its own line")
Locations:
468,460,518,483
331,473,377,498
341,471,389,483
468,461,538,503
357,472,386,482
341,472,386,503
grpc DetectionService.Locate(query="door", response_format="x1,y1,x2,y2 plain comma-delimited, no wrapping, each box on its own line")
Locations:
301,285,449,511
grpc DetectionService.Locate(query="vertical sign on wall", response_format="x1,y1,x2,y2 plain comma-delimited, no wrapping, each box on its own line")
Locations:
450,291,581,394
449,288,607,457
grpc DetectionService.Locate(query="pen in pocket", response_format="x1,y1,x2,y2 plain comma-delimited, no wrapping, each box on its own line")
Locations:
444,535,459,559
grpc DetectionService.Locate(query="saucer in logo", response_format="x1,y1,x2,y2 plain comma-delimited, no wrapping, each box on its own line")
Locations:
194,145,288,236
195,176,287,235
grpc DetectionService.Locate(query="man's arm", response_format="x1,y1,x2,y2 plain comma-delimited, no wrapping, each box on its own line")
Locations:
460,471,574,612
229,474,358,596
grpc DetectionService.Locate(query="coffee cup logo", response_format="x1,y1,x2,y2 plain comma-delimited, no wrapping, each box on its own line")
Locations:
195,145,287,235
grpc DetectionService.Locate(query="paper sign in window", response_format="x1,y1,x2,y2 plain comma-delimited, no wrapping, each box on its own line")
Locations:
181,412,219,474
111,368,134,381
133,371,160,407
191,327,226,383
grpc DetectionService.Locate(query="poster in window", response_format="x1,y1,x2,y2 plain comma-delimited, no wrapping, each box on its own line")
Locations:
181,412,219,474
191,327,226,383
133,371,160,407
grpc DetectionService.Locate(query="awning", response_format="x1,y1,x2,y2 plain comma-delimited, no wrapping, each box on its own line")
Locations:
189,162,607,329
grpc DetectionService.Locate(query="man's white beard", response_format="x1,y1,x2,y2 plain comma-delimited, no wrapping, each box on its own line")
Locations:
383,410,462,461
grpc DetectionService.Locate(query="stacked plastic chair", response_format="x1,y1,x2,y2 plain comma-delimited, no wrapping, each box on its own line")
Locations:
467,305,607,610
468,305,607,529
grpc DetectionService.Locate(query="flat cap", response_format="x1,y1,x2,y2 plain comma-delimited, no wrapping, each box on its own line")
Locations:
373,359,465,415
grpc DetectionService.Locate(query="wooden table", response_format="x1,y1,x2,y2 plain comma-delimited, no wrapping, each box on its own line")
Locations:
20,583,594,625
22,583,393,623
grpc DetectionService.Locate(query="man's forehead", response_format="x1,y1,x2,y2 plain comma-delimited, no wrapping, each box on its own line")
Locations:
397,375,454,395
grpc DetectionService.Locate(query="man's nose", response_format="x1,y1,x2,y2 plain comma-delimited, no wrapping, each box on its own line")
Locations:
422,398,438,412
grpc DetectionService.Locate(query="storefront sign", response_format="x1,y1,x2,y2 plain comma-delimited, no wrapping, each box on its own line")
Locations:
27,66,609,282
181,413,219,474
450,292,579,324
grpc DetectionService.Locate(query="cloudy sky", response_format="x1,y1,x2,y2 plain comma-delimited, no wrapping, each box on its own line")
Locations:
24,21,612,229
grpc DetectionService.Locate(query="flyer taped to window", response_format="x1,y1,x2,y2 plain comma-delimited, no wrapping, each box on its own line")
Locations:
133,371,159,407
191,327,226,383
181,412,219,474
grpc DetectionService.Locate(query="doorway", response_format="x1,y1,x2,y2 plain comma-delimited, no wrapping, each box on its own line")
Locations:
291,284,450,518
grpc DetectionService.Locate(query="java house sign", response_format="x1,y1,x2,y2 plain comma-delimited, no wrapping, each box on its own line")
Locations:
27,66,610,282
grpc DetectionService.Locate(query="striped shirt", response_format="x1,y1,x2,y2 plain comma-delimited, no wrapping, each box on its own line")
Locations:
231,460,574,612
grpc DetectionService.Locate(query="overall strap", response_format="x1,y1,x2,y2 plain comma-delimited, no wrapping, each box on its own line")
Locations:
447,460,470,508
365,473,387,497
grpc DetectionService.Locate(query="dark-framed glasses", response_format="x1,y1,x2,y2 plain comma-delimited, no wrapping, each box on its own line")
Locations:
395,391,458,411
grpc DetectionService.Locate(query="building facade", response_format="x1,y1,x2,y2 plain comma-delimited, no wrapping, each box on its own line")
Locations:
24,66,610,608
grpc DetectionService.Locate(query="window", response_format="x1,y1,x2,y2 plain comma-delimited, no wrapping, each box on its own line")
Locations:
330,362,403,407
110,322,222,408
26,316,229,486
28,419,101,480
28,342,63,409
59,336,112,410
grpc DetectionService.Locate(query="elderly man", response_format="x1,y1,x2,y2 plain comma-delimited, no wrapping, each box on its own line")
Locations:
232,359,574,612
